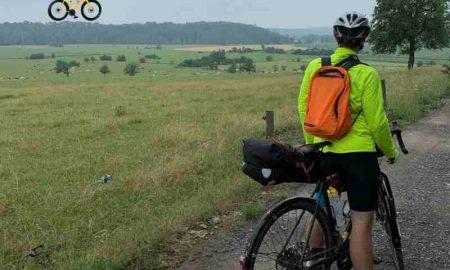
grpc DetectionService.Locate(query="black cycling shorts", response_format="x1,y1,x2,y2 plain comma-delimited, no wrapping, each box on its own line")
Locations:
321,152,380,212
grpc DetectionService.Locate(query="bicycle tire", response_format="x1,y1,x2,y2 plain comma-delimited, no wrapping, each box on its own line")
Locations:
377,173,405,270
81,0,102,21
48,0,69,21
243,197,334,270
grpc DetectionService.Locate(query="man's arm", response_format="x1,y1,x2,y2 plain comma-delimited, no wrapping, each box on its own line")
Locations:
362,69,398,158
298,63,315,144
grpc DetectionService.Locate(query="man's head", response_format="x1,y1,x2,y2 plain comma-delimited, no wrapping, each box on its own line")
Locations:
333,12,371,52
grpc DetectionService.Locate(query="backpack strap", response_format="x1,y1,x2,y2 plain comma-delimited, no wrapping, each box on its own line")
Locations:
321,57,332,67
336,55,362,70
335,55,368,125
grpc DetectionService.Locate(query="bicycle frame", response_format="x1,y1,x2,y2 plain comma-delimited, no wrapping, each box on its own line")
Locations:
63,0,94,10
301,177,351,268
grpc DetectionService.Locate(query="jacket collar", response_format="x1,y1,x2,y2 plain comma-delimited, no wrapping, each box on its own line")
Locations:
334,47,358,56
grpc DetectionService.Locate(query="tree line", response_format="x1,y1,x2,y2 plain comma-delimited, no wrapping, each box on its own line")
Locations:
0,21,292,45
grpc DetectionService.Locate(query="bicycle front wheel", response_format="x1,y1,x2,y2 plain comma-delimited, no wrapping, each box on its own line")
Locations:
48,0,69,21
243,197,334,270
81,0,102,21
377,173,405,270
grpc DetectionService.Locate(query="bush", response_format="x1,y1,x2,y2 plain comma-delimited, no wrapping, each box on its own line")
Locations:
281,65,287,71
300,64,307,72
84,57,90,63
266,55,273,62
28,53,46,60
99,54,112,61
417,61,424,67
90,56,96,62
115,106,126,117
272,65,278,72
139,57,146,63
144,54,161,60
124,63,139,76
264,47,286,54
116,55,127,62
227,63,237,73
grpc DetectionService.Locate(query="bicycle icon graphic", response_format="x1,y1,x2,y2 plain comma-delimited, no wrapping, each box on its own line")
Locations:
48,0,102,21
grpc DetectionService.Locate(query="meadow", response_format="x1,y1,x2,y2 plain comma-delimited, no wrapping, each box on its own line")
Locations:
0,44,449,269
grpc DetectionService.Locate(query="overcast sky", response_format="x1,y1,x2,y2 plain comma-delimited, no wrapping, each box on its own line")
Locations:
0,0,376,28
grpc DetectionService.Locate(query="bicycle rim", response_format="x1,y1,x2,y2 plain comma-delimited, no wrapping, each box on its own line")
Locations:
81,1,102,21
245,198,333,270
48,0,69,21
386,219,405,270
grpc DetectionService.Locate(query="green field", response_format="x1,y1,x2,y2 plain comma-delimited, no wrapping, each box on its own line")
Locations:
0,45,449,269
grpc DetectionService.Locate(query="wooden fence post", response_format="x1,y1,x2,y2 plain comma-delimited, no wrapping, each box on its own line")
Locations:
264,111,274,139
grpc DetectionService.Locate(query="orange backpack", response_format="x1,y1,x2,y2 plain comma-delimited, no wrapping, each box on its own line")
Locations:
304,56,363,140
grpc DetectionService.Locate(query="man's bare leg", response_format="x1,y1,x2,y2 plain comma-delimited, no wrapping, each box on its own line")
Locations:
350,211,375,270
308,221,324,248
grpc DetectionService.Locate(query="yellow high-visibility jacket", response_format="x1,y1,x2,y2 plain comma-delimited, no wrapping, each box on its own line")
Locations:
298,47,398,158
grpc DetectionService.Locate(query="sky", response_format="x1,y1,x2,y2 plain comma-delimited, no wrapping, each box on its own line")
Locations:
0,0,376,28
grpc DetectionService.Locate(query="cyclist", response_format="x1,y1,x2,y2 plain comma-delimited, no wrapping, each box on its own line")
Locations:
298,12,399,270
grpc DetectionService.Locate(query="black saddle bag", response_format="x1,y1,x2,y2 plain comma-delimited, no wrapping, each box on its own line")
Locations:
242,139,319,186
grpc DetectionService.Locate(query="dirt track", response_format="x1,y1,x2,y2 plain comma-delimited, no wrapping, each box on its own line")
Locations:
177,100,450,270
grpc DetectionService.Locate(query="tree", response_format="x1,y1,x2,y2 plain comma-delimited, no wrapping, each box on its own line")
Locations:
266,55,273,62
370,0,449,69
84,57,90,63
227,63,237,73
124,63,139,76
240,58,256,73
54,60,79,77
99,65,111,77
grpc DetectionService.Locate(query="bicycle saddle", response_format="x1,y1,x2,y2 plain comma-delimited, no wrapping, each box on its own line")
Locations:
295,141,332,158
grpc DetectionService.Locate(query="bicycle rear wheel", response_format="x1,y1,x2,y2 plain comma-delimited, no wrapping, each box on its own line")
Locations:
81,0,102,21
376,173,405,270
48,0,69,21
243,197,334,270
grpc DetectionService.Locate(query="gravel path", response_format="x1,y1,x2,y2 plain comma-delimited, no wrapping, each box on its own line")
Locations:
177,100,450,270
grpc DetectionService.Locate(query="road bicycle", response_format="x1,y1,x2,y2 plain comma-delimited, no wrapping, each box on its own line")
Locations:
240,122,408,270
48,0,102,21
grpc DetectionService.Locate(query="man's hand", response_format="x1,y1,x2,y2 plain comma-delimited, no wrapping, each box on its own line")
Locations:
388,150,400,164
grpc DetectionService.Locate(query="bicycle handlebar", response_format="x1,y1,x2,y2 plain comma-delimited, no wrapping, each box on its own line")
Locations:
391,121,409,155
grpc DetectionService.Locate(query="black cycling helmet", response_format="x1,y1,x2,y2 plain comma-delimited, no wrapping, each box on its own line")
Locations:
334,12,371,46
